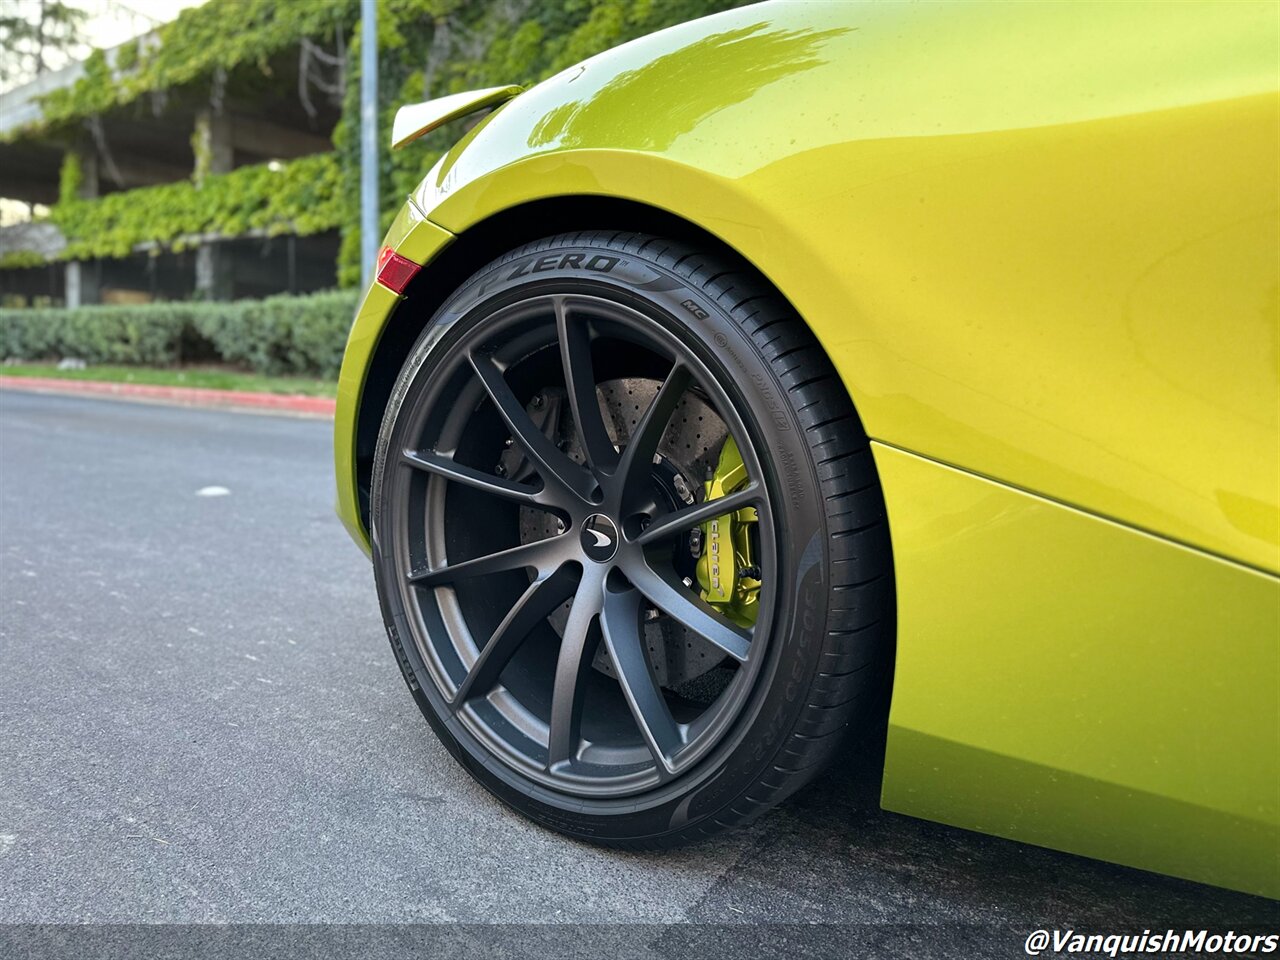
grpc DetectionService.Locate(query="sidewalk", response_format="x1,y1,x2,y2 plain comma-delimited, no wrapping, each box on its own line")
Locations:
0,374,336,417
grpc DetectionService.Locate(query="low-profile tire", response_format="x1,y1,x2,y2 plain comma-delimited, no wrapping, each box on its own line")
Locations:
370,230,893,846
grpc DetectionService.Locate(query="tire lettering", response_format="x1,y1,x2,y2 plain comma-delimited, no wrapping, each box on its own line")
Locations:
680,298,709,320
777,446,806,507
585,255,619,272
712,334,792,433
505,252,618,281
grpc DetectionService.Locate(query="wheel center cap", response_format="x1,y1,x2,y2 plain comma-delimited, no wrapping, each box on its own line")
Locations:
580,514,619,563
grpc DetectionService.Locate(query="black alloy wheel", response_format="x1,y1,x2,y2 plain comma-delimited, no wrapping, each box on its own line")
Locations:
371,232,893,845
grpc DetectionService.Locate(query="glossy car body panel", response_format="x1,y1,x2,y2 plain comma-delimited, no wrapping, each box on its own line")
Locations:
334,206,452,549
333,0,1280,894
416,0,1279,574
874,442,1280,898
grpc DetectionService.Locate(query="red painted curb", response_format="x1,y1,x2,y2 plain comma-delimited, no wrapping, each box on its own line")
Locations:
0,375,336,417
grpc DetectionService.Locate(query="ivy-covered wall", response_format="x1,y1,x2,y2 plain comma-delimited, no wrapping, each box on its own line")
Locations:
5,0,749,290
18,0,355,136
53,153,343,260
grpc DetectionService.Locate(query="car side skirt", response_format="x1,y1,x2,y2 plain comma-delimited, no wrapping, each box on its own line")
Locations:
874,442,1279,898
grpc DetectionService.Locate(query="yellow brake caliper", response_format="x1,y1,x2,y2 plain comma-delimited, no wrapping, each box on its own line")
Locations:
695,436,760,628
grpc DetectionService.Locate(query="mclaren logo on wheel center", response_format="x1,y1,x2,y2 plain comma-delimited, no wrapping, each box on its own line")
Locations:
580,514,619,562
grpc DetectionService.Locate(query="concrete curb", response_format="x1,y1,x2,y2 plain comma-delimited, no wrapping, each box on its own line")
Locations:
0,375,336,417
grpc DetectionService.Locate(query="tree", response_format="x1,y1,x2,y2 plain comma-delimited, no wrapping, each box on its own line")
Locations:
0,0,88,89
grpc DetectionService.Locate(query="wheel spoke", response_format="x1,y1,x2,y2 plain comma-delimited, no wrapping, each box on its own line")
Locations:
626,561,751,663
615,362,692,509
408,536,564,587
600,586,682,774
396,292,782,793
469,351,596,502
453,564,579,707
555,298,619,476
401,449,545,505
546,567,605,768
634,485,763,546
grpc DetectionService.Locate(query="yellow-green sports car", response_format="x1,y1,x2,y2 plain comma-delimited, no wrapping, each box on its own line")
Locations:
333,1,1279,897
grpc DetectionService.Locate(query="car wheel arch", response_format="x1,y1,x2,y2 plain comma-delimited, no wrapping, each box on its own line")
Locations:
354,195,808,536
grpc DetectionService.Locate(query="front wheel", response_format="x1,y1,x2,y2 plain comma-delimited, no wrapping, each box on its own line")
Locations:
370,231,893,845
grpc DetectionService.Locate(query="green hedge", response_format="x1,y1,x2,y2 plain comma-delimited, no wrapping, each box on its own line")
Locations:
0,290,358,377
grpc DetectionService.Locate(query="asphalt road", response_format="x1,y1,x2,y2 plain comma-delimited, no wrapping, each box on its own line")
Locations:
0,390,1275,957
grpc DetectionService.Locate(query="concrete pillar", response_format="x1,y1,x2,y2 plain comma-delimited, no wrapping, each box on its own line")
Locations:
77,151,100,199
193,109,234,181
62,147,102,309
66,260,100,308
195,244,232,301
193,110,235,300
